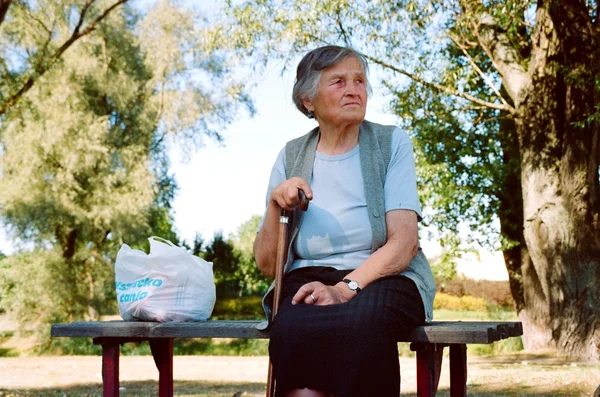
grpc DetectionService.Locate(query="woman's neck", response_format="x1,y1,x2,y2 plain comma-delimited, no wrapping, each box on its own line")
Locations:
316,123,360,155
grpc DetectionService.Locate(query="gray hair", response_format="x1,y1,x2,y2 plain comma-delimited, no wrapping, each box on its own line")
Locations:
292,46,373,118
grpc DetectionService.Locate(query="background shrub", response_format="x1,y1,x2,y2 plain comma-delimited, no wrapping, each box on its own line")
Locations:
437,278,514,309
211,296,265,320
433,292,488,312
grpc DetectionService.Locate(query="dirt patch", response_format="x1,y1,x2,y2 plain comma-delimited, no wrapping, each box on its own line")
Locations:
0,355,598,396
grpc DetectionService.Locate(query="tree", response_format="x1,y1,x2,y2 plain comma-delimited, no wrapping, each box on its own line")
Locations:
0,0,253,345
204,216,271,297
212,0,600,359
0,0,130,116
203,232,241,297
229,215,271,296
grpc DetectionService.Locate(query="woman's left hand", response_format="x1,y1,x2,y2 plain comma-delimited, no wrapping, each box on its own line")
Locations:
291,281,356,306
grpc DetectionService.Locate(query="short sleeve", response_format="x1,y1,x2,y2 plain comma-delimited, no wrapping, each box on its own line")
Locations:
257,147,287,231
384,128,423,220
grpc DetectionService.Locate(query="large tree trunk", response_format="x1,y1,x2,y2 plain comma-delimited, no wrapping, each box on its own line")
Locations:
496,116,526,312
515,1,600,360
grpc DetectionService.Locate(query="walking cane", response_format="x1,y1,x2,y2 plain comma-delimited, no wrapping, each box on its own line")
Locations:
265,189,309,397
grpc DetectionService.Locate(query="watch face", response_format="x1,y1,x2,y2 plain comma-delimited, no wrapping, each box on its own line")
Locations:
348,281,359,291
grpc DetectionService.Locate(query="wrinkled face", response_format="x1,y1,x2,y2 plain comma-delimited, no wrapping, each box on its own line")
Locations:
302,56,368,129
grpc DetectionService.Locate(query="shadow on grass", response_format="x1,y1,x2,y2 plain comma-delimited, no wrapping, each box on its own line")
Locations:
429,387,585,397
0,381,590,397
0,380,266,397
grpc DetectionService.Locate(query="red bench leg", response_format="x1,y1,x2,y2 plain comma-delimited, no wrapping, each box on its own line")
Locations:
412,343,444,397
150,338,174,397
101,341,120,397
449,344,467,397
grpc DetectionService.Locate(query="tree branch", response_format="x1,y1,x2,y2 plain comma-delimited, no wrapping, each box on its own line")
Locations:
365,55,515,115
0,0,11,27
447,32,513,110
22,2,53,36
334,10,352,47
0,0,129,116
475,13,530,107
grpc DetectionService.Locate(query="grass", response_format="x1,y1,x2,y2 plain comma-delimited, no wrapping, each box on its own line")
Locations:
433,308,518,321
0,360,597,396
0,331,18,358
0,381,266,397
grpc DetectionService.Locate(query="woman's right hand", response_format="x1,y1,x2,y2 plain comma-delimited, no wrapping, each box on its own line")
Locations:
270,177,313,211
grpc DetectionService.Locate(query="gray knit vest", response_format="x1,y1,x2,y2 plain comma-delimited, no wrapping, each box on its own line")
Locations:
257,120,435,329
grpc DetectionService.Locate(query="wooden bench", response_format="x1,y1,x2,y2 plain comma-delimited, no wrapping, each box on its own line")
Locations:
51,320,523,397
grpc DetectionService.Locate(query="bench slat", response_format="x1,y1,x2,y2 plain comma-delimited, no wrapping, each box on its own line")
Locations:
52,321,269,339
51,320,522,345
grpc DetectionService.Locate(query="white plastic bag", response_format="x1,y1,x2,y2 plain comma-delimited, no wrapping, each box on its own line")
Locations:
115,236,216,322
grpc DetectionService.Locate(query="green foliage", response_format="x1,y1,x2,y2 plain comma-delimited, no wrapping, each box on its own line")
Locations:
428,250,458,282
434,292,488,312
0,250,109,333
438,277,515,309
0,0,254,348
212,295,265,320
204,232,241,297
470,335,524,356
203,217,271,298
228,215,271,296
173,338,268,356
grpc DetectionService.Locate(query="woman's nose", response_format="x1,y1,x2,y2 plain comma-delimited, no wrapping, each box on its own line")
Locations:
345,82,362,96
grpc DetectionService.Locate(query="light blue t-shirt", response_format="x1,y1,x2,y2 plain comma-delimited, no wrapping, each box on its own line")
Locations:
260,127,421,272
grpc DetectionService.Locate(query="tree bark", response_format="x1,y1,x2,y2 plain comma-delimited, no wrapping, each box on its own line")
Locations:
496,116,525,312
514,1,600,359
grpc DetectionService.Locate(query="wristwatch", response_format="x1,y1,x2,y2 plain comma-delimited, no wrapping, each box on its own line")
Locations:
342,279,361,293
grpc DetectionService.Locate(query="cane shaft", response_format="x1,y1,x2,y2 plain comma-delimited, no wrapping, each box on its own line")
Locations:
266,188,308,397
266,211,290,397
266,363,275,397
272,212,289,316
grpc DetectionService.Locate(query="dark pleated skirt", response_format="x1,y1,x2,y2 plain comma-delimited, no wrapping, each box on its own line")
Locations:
269,266,425,397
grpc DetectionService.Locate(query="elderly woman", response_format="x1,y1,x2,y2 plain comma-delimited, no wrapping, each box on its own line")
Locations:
254,46,436,397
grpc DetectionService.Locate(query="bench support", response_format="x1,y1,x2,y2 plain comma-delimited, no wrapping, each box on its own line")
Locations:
150,338,174,396
412,342,469,396
95,338,120,397
102,341,120,397
412,342,444,396
94,337,175,397
450,344,467,397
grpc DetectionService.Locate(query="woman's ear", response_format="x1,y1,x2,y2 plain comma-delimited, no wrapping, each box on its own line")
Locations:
302,97,315,112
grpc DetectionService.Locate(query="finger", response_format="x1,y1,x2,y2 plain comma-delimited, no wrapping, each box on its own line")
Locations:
291,288,309,305
270,186,291,211
291,282,317,305
294,178,313,200
303,294,316,305
286,185,302,207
